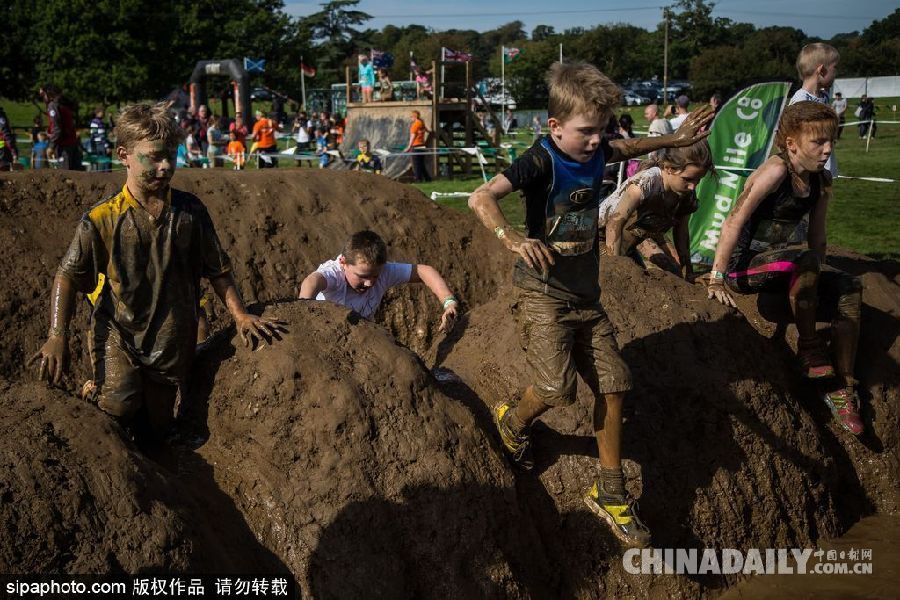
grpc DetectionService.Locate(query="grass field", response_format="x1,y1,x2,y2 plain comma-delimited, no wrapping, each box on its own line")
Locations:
3,96,898,258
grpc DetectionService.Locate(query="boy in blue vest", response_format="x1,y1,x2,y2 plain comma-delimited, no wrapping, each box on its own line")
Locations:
469,62,712,547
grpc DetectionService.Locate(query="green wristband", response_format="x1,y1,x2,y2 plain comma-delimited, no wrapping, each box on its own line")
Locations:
442,296,458,310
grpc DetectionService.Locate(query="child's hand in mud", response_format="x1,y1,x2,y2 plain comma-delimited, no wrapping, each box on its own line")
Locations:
672,105,714,146
706,277,737,308
235,313,289,348
439,301,458,334
503,229,555,274
30,334,68,385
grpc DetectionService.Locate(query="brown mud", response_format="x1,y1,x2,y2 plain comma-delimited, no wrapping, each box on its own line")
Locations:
0,170,897,598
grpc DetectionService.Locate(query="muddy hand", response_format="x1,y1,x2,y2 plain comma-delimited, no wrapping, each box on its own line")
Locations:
30,335,68,385
236,314,289,347
440,302,459,334
707,279,736,308
505,229,555,273
673,105,715,146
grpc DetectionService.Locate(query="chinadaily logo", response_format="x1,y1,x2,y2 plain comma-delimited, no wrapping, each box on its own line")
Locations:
623,547,874,575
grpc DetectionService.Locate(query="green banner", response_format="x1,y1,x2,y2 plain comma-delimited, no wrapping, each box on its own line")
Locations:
689,81,791,265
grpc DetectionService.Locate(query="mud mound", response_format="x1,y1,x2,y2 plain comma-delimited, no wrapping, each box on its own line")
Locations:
0,379,287,575
430,255,900,595
184,301,563,598
0,170,511,385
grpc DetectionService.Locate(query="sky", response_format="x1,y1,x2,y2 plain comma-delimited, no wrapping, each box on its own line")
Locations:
284,0,897,40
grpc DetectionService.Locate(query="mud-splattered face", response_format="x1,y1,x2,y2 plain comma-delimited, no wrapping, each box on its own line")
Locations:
548,112,608,163
663,164,708,196
339,257,383,293
119,140,176,193
787,130,833,173
357,141,369,154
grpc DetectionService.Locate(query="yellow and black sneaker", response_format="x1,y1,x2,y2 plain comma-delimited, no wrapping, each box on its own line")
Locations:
493,402,534,471
584,481,651,548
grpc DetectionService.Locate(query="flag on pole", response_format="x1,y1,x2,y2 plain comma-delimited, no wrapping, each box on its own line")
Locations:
370,49,394,69
689,81,791,265
443,48,472,63
300,62,316,77
243,57,266,73
502,47,521,64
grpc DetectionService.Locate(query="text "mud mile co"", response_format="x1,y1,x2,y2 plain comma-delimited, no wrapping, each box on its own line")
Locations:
699,96,766,252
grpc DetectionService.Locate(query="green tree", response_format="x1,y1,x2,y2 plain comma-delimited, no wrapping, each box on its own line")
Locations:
299,0,372,82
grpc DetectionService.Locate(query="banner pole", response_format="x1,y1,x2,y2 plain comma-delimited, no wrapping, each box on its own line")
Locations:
300,56,307,110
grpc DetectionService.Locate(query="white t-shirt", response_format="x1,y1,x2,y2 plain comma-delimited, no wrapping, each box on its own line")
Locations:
598,167,665,228
315,257,413,319
832,98,847,116
788,88,837,177
669,113,688,130
648,118,673,137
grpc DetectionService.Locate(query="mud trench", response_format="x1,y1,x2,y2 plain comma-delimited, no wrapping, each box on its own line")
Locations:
1,170,897,599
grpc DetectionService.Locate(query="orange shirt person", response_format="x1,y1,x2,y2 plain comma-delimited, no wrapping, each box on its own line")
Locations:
402,110,430,182
252,110,279,169
226,131,245,170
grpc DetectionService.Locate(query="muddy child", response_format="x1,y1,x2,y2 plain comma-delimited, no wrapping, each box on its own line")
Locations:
600,140,713,279
468,61,713,547
32,102,284,445
298,230,458,332
706,101,863,435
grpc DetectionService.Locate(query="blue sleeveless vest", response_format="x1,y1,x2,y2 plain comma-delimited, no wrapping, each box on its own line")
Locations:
540,137,606,256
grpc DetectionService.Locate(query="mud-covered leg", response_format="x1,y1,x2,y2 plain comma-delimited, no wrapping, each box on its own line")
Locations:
790,250,835,379
820,269,864,435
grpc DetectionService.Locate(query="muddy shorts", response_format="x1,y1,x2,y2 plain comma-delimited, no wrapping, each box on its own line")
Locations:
515,290,632,407
726,245,862,322
90,323,179,432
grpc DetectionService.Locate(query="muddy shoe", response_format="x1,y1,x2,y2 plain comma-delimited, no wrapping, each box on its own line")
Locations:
493,402,533,471
584,482,651,548
824,388,864,436
797,338,835,379
80,380,97,402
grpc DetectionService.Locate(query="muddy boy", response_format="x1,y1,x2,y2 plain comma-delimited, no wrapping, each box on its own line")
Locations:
32,102,283,443
468,61,712,547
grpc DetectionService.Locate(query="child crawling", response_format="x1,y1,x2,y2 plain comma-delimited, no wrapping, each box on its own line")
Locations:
600,141,713,279
298,230,459,332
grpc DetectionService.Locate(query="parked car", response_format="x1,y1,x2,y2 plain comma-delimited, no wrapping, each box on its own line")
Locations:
623,91,651,106
250,87,272,101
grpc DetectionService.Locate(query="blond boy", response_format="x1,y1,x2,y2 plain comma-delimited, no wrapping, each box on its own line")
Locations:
32,102,283,445
468,62,712,547
790,42,840,178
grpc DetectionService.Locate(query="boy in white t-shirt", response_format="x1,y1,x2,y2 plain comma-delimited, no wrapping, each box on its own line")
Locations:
298,230,459,331
789,43,839,177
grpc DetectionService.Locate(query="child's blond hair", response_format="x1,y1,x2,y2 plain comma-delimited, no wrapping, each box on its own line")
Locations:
113,102,183,153
546,61,621,123
795,43,839,79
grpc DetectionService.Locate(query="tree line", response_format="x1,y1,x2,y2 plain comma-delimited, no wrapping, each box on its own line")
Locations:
2,0,897,112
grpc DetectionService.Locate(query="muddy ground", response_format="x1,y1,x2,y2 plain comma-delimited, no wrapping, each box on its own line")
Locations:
0,170,897,598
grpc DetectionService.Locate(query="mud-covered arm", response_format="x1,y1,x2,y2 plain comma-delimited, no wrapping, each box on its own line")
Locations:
607,105,714,163
673,215,693,280
30,273,77,384
605,184,643,256
707,160,787,306
711,161,786,276
209,272,285,347
410,264,458,333
807,177,831,263
468,174,555,272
